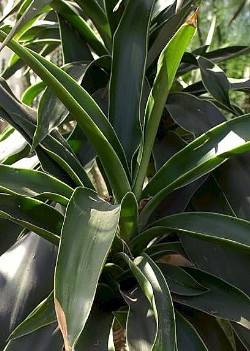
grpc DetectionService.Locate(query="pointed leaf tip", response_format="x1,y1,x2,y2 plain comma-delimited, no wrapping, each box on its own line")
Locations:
54,298,71,351
186,9,199,27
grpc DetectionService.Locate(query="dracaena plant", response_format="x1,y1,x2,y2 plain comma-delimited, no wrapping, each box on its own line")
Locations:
0,0,249,350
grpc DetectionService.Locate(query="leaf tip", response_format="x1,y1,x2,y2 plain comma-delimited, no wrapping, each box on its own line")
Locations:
186,9,199,27
54,298,72,351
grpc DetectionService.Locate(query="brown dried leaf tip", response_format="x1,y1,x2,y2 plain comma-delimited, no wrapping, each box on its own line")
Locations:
55,298,72,351
186,8,199,27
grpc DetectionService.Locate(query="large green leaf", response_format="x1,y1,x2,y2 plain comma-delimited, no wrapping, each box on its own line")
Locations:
0,164,72,199
109,0,155,162
133,16,196,198
176,311,208,351
151,212,250,248
0,193,62,245
123,254,176,351
167,93,224,136
173,268,250,329
141,114,250,225
0,233,57,349
132,211,250,256
125,288,156,351
4,324,63,351
0,35,130,199
58,13,92,63
54,188,120,351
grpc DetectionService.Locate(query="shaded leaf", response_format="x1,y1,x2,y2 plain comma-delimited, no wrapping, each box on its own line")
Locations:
0,233,57,349
4,323,63,351
125,288,156,351
198,56,233,112
141,114,250,225
176,311,208,351
174,268,250,329
0,193,62,245
9,292,55,340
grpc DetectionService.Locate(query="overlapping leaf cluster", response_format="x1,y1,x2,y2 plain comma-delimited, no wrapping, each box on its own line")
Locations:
0,0,249,350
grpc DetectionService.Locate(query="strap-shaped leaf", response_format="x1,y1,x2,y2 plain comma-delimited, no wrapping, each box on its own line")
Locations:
33,63,89,149
73,0,112,49
52,0,107,56
173,267,250,329
158,263,207,296
133,15,197,198
176,311,208,351
141,113,250,225
76,305,114,350
198,56,234,112
109,0,155,162
58,14,92,63
0,164,72,199
123,253,177,351
54,188,120,351
0,193,62,245
9,292,55,340
125,288,156,351
134,212,250,256
0,32,130,199
4,323,63,351
0,0,52,52
0,80,93,188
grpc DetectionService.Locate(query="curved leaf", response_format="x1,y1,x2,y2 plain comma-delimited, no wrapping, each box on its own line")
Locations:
123,253,176,351
0,164,73,199
133,16,197,198
52,0,107,56
54,188,120,350
173,268,250,329
33,63,89,149
0,193,62,245
141,114,250,225
74,0,112,49
9,292,55,340
0,233,57,349
176,311,208,351
0,32,130,199
0,0,52,52
109,0,155,162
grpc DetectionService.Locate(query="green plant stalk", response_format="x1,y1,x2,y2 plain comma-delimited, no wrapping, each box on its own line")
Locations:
0,31,131,202
133,19,197,200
